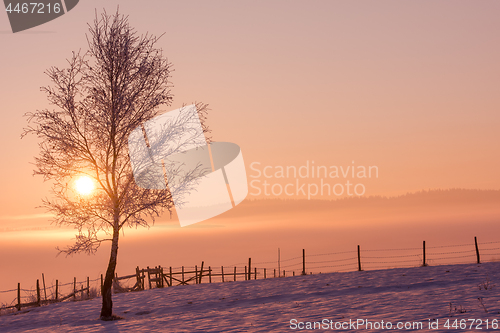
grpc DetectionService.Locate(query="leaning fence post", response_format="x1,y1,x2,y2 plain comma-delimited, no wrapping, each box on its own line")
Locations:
475,236,481,264
55,280,59,301
422,241,427,267
17,283,21,311
357,245,362,271
302,249,306,275
36,279,40,305
42,273,47,301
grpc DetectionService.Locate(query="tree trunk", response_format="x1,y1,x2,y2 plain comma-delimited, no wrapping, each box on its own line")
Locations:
100,226,120,319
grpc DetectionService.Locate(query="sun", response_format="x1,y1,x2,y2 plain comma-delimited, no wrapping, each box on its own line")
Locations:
75,176,95,195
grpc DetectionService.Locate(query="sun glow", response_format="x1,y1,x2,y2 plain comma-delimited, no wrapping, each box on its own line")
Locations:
75,176,95,195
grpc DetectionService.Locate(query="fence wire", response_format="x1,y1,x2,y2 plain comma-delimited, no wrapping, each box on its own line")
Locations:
2,238,500,308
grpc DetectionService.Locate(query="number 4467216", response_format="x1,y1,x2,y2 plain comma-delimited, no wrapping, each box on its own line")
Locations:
5,3,61,14
444,319,499,330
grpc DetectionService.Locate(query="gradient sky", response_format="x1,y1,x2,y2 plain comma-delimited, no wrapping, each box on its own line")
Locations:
1,0,499,222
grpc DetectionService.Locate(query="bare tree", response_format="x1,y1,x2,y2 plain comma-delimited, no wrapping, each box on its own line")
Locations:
22,10,210,320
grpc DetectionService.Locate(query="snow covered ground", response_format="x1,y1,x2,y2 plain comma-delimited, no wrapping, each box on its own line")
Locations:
1,262,500,332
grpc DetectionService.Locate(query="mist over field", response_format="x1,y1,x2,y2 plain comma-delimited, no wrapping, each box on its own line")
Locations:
1,189,499,306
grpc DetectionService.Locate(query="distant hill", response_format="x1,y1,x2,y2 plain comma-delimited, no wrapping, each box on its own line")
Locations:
216,188,500,220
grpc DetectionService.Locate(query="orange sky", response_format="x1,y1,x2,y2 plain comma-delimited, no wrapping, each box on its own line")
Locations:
0,2,499,290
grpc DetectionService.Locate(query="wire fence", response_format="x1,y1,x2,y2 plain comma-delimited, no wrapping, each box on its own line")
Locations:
121,237,500,286
1,236,499,314
173,237,500,283
260,239,499,276
0,275,102,314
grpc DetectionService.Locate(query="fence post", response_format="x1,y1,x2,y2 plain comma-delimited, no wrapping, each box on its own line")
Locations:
221,266,224,283
169,267,173,287
36,279,40,305
73,277,76,300
87,277,90,298
245,266,247,280
55,280,58,301
42,273,47,301
283,270,286,277
80,284,83,300
248,258,252,281
147,266,151,289
423,241,427,267
274,269,276,278
302,249,306,275
199,262,204,284
209,266,212,283
182,266,185,285
475,236,481,264
293,271,295,276
278,248,281,277
159,266,164,288
357,245,362,271
255,267,257,280
17,283,20,311
234,267,236,281
264,268,266,279
135,267,140,290
195,265,198,284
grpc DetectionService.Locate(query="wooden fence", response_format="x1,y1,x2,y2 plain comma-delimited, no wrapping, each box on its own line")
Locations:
1,236,498,313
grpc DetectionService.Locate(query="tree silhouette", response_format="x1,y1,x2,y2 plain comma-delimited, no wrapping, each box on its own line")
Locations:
22,10,210,320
